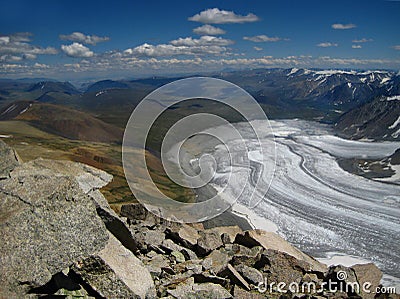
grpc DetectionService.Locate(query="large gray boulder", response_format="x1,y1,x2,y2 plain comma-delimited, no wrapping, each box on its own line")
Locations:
0,161,109,296
10,158,139,253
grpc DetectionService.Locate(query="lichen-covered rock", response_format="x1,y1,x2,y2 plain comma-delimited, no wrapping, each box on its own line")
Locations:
143,252,170,277
197,229,224,256
171,251,186,263
0,162,109,297
133,226,166,252
259,249,308,286
202,248,232,275
90,189,139,253
167,282,233,299
14,159,138,254
0,140,20,179
233,285,266,299
162,238,186,253
234,264,263,286
121,202,148,221
229,245,264,267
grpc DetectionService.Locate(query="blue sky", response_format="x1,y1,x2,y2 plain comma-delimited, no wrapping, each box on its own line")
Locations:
1,0,399,80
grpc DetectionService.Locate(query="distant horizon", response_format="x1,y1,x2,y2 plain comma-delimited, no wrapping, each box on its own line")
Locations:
1,67,399,86
1,0,399,80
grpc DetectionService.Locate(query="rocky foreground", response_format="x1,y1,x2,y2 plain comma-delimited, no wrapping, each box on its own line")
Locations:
0,140,398,299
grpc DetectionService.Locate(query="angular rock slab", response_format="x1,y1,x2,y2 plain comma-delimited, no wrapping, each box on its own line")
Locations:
197,229,224,256
72,233,156,299
168,223,200,248
236,230,327,273
9,158,113,193
234,264,263,286
202,249,232,275
207,226,242,244
90,189,139,253
352,263,382,299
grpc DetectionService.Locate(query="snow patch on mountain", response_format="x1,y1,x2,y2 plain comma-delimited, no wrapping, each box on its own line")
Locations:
96,90,107,97
386,95,400,101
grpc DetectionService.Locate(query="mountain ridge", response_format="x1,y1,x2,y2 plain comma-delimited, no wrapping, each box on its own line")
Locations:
1,68,399,140
0,101,123,143
335,95,400,140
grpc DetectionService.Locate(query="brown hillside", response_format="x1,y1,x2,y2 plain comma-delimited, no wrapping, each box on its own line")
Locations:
13,102,123,143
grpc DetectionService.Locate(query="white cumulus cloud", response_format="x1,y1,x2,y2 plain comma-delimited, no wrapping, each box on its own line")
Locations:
317,42,338,47
253,47,263,51
34,63,49,68
243,35,286,42
193,25,226,35
124,43,228,57
124,35,234,57
61,42,94,58
188,8,259,24
392,45,400,50
0,55,22,62
352,38,373,43
332,23,356,29
352,45,362,49
170,36,234,46
59,32,110,45
0,32,57,61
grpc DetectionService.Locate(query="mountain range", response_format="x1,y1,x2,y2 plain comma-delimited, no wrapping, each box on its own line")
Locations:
335,95,400,141
0,68,399,142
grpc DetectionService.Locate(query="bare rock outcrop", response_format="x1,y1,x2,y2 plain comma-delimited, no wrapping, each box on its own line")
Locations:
0,142,154,298
1,141,393,299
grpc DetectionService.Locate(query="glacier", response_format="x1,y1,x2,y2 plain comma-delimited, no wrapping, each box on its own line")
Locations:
183,119,400,285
